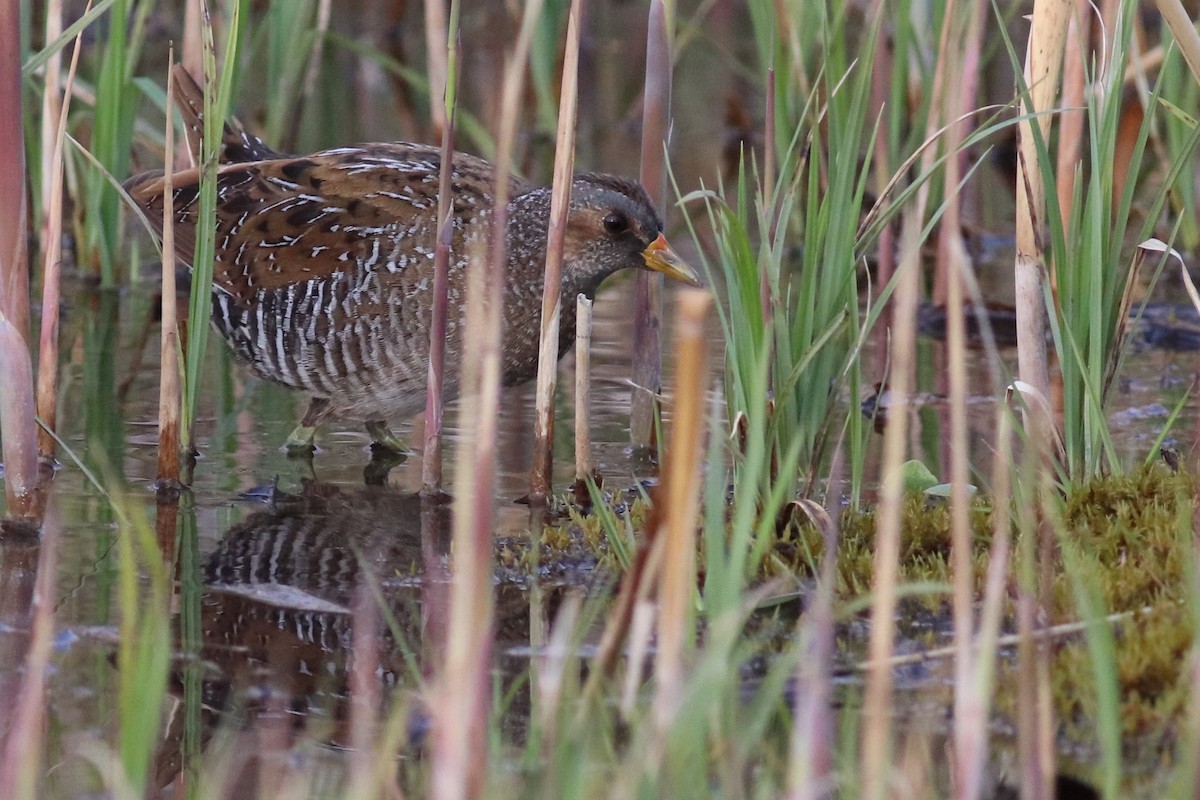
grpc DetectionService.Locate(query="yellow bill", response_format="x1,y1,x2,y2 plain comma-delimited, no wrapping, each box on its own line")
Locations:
642,233,702,287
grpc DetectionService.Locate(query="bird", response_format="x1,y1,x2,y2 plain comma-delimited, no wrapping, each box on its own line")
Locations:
125,67,700,455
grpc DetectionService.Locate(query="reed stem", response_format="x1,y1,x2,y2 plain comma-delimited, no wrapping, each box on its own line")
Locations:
35,0,86,461
654,288,710,724
1014,0,1070,399
421,1,461,495
431,3,543,797
0,0,37,516
630,0,673,455
157,54,181,488
573,293,593,496
530,0,585,503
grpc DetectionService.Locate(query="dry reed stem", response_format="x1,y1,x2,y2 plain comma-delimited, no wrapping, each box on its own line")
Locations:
38,1,62,235
1054,2,1088,234
787,497,838,800
348,580,381,798
0,0,30,347
157,55,181,487
653,288,710,724
1014,0,1070,399
858,0,962,787
573,294,594,486
434,245,496,800
0,318,38,517
0,501,61,797
630,0,673,454
423,0,449,138
866,0,895,297
35,1,87,460
0,0,36,514
530,0,584,502
1156,0,1200,86
421,73,457,494
179,0,202,168
535,593,581,744
431,3,544,797
936,3,988,797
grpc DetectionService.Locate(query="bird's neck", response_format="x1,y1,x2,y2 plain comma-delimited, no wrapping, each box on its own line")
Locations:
506,188,617,300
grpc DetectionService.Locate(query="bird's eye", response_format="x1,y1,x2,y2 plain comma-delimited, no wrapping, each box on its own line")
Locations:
602,211,629,235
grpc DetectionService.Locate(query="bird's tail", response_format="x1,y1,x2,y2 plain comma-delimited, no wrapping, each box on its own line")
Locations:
171,65,283,165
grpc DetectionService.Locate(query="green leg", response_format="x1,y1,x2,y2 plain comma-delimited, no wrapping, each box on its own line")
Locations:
284,397,331,454
365,420,408,455
284,424,318,455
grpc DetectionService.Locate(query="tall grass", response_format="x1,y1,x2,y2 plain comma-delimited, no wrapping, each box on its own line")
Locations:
530,0,584,502
181,2,240,455
12,3,1200,800
81,0,149,286
1014,2,1200,478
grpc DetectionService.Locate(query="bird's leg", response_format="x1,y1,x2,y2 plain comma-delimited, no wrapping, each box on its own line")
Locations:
284,397,332,455
365,420,408,455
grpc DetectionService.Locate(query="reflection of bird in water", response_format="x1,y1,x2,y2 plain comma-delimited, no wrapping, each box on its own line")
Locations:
152,480,552,790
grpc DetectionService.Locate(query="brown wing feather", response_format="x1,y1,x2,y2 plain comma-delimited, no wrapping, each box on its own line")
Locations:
126,143,524,303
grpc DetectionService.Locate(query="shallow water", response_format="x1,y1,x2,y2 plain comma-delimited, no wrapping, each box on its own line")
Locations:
4,265,1200,791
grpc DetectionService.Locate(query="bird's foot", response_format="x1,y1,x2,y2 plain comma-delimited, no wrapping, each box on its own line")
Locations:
365,420,409,455
283,425,318,455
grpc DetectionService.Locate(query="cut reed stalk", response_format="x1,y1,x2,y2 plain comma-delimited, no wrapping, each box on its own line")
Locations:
530,0,584,503
1013,0,1069,399
421,0,462,495
654,287,710,724
156,56,181,489
630,0,672,455
35,2,86,461
431,2,543,797
573,293,594,499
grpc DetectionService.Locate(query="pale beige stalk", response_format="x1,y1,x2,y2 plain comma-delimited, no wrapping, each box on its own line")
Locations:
574,294,594,486
654,288,710,724
430,3,544,798
530,0,584,502
35,0,86,460
157,57,181,486
424,0,449,137
859,0,963,790
937,2,989,797
630,0,673,452
1014,0,1070,398
1155,0,1200,85
1054,2,1088,232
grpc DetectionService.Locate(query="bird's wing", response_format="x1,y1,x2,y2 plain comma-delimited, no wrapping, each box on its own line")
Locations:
126,144,523,303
